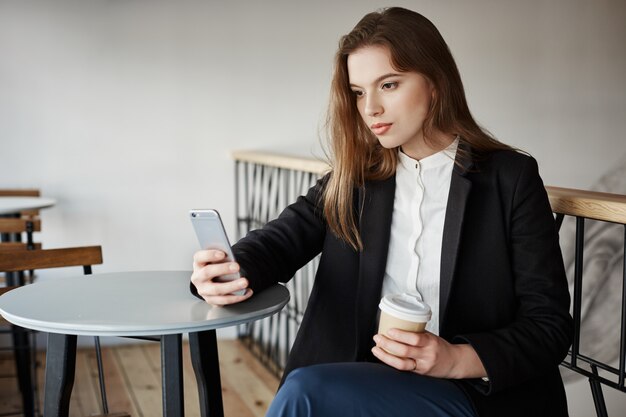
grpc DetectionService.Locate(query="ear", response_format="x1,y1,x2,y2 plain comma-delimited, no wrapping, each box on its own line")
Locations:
429,83,437,110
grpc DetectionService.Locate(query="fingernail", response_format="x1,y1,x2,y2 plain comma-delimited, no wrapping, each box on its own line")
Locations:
215,252,224,259
228,263,238,271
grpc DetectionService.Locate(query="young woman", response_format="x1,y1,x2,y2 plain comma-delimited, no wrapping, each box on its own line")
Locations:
191,7,573,417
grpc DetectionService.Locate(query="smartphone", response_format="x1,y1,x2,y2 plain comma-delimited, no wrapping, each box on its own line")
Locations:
190,209,245,296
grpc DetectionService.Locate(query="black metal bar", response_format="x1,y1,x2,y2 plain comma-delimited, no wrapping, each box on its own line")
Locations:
83,263,109,414
189,330,224,417
571,216,585,367
589,365,609,417
235,160,240,237
44,333,77,417
620,224,626,390
576,353,620,376
94,336,109,414
26,220,36,282
25,220,34,250
244,162,251,234
30,325,40,417
11,324,35,417
161,334,184,417
562,360,623,392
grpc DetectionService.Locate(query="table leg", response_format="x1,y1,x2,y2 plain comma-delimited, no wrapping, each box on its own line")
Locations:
2,215,35,416
44,333,77,417
11,325,35,417
189,330,224,417
161,334,184,417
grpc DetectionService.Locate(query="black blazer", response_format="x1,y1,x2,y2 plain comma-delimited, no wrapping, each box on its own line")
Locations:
227,149,573,417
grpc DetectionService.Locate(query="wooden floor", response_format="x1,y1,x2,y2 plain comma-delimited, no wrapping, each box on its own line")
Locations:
0,339,280,417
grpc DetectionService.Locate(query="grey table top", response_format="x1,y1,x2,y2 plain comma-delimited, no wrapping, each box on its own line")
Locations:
0,196,56,215
0,271,289,336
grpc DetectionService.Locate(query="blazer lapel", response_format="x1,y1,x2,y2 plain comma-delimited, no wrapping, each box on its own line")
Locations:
439,148,474,329
354,175,396,358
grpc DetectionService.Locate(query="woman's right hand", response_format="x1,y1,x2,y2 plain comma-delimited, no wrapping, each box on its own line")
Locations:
191,249,253,306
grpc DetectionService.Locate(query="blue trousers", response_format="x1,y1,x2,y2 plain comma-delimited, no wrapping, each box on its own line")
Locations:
266,362,477,417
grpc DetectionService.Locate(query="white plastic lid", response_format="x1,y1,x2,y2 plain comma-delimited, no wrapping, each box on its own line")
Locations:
379,293,432,323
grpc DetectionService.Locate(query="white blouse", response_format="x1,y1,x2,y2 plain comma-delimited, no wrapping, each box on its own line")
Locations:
380,138,458,335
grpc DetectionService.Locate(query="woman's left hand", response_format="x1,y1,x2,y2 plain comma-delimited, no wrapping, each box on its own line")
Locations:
371,329,486,379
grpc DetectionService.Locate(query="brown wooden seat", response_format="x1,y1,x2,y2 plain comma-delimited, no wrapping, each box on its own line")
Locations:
0,246,102,272
0,242,42,252
0,189,40,197
0,246,126,417
0,218,41,234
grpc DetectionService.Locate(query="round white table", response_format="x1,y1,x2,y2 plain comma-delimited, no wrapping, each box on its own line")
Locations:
0,196,56,215
0,271,290,417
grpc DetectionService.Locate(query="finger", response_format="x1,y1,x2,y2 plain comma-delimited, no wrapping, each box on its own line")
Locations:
373,334,413,358
371,346,416,372
195,275,248,296
197,261,240,284
214,277,249,296
193,250,226,268
386,329,429,347
203,288,254,306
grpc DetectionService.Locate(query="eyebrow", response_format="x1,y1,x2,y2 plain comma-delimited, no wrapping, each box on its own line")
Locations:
349,72,403,89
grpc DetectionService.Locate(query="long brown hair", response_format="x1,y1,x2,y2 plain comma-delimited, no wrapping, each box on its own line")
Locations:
324,7,513,250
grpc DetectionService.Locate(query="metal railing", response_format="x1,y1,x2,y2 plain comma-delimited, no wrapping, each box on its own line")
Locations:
233,150,328,376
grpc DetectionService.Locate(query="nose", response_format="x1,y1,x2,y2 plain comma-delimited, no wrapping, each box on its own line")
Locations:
364,93,383,117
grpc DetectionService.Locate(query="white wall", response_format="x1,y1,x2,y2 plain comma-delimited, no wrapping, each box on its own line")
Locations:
1,1,625,415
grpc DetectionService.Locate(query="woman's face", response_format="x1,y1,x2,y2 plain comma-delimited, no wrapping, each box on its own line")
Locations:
347,45,438,159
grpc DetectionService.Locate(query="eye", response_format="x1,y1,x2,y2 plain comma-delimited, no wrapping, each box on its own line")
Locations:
382,81,398,90
351,89,364,98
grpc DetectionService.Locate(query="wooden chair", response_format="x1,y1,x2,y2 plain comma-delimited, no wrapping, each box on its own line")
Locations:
0,189,43,284
0,246,127,417
0,218,42,288
547,186,626,417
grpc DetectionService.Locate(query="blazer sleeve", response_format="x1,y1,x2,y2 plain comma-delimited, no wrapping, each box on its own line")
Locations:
229,175,329,294
454,156,573,395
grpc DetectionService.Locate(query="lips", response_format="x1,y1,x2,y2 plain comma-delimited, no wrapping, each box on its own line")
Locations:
370,123,392,135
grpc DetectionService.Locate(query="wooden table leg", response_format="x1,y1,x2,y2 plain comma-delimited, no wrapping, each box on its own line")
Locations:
161,334,184,417
189,330,224,417
44,333,77,417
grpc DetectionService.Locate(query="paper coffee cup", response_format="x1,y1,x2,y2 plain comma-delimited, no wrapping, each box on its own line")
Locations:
378,293,432,336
